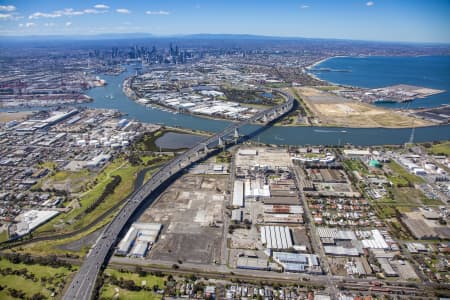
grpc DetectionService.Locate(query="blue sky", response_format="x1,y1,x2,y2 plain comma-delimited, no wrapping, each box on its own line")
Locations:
0,0,449,43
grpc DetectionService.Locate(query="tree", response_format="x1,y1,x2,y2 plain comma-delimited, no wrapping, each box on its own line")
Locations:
31,293,46,300
135,266,146,277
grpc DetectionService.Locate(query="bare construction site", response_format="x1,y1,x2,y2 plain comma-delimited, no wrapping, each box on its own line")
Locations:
138,172,228,264
295,87,433,128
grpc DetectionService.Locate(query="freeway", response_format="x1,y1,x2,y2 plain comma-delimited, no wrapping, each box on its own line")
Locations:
62,92,294,300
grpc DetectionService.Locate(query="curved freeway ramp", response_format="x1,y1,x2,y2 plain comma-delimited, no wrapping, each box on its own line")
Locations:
63,93,294,300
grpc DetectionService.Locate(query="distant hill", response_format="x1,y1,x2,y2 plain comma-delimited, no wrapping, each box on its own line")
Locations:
0,33,154,41
0,33,448,47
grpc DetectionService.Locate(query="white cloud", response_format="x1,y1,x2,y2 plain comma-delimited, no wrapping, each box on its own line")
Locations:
300,5,310,9
116,8,131,14
29,12,60,19
366,1,374,6
0,13,13,20
65,21,72,27
83,8,106,14
29,7,107,19
145,10,170,15
94,4,109,9
0,5,16,12
25,22,35,28
59,8,84,16
44,22,55,27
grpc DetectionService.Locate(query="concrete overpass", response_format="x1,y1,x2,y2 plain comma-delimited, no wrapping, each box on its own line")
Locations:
63,92,294,300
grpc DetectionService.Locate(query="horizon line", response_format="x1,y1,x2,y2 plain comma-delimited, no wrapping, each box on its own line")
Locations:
1,32,450,46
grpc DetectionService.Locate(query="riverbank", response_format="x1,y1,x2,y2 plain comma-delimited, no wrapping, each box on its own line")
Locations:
80,63,450,145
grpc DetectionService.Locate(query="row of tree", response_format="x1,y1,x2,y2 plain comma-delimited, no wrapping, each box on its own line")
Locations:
2,253,72,269
81,175,122,216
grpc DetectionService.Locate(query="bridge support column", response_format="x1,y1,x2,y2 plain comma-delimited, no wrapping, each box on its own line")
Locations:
234,128,239,139
218,136,224,147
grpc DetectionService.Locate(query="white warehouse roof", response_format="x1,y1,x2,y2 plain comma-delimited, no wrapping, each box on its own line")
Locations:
232,180,244,207
361,230,389,249
13,210,60,237
261,226,293,249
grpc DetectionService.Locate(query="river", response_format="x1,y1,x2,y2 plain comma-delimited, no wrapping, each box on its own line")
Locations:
82,65,450,146
2,63,448,146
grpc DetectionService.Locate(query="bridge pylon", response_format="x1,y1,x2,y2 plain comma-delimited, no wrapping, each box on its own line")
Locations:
234,128,239,139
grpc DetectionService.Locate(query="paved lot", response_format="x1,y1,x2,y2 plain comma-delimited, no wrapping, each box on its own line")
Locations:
139,174,228,264
234,147,292,168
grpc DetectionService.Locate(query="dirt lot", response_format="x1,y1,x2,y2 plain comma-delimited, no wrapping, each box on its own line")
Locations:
235,147,293,168
0,111,33,123
295,87,432,128
139,174,227,264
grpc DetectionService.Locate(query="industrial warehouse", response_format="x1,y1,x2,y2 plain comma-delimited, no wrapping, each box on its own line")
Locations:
260,226,293,249
116,222,162,258
227,147,324,274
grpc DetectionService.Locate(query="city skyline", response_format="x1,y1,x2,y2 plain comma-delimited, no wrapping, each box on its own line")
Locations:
0,0,449,43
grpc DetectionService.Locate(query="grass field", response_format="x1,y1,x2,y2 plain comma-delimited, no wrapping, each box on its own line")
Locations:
386,161,425,186
99,269,165,300
104,268,165,288
18,209,118,256
35,157,139,235
37,161,57,171
100,284,162,300
290,88,313,117
35,168,93,193
0,257,75,300
374,186,441,219
0,230,8,243
140,154,173,165
390,187,428,206
343,159,368,175
133,130,165,152
428,141,450,156
315,85,341,91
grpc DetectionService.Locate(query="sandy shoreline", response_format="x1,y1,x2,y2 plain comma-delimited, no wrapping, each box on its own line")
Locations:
305,55,350,70
304,56,345,84
304,56,375,90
